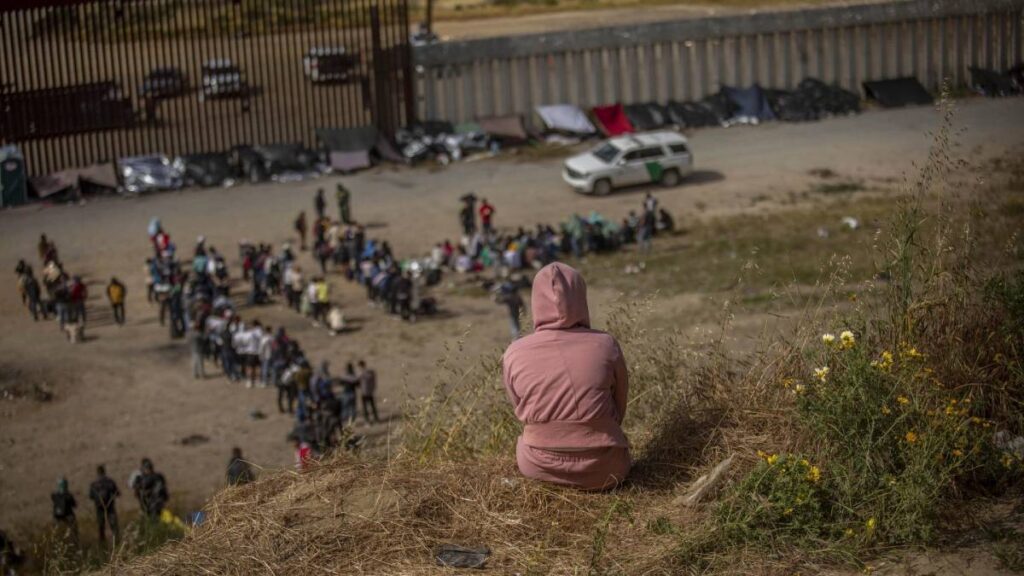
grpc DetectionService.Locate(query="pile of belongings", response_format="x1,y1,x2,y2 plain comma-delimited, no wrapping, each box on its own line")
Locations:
763,78,861,121
227,144,322,183
172,152,237,188
585,77,860,134
862,77,933,108
968,64,1024,97
31,162,119,200
118,154,184,194
395,120,492,165
316,126,382,173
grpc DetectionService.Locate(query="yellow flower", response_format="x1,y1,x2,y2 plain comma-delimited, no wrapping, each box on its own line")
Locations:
800,459,810,467
871,351,894,371
952,449,963,457
866,517,877,531
901,344,923,360
806,465,821,483
905,431,919,444
840,330,856,349
757,450,767,459
783,507,793,516
822,333,836,346
782,378,795,389
881,406,892,415
945,405,955,416
814,366,830,382
897,396,910,405
844,528,855,538
794,383,806,394
766,454,779,465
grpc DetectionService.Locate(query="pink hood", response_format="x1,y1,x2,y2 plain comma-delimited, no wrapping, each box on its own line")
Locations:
531,262,591,331
503,263,629,451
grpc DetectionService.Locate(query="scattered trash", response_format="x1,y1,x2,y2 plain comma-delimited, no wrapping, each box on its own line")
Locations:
675,453,735,507
808,167,837,179
500,477,518,488
841,216,860,230
436,544,490,569
994,431,1024,458
624,264,644,275
178,434,211,446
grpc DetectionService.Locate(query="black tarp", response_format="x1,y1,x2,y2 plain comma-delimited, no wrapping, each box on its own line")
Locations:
700,90,739,123
795,78,861,116
176,153,235,187
228,144,319,182
762,79,860,121
863,77,934,108
666,101,721,128
968,67,1018,97
316,126,380,152
762,88,817,122
229,146,267,183
254,144,319,175
722,85,776,123
1010,64,1024,91
624,103,668,131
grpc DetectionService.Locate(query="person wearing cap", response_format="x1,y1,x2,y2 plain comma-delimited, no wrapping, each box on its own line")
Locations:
51,477,78,543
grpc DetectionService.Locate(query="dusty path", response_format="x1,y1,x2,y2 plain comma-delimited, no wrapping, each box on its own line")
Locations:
0,97,1022,536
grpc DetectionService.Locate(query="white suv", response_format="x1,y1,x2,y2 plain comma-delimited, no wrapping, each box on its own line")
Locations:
562,131,694,195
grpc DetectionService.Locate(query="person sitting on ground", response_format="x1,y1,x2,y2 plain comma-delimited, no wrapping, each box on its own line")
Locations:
502,262,630,490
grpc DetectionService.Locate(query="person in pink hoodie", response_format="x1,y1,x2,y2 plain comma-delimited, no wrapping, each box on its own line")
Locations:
502,262,630,490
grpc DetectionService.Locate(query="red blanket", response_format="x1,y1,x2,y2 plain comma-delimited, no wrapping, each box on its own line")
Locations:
591,103,634,136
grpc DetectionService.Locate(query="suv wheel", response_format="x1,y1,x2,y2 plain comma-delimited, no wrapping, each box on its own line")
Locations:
661,169,681,188
592,178,612,196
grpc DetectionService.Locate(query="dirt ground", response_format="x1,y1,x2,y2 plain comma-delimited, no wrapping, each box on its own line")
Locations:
1,97,1023,541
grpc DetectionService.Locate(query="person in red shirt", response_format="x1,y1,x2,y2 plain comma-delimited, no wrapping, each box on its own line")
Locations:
479,199,495,236
69,276,88,326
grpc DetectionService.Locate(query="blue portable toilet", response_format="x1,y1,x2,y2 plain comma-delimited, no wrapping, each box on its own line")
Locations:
0,145,28,208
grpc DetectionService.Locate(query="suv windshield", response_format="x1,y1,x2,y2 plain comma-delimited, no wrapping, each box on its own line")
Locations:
592,143,620,163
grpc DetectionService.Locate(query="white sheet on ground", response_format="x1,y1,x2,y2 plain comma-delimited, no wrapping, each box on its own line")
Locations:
535,104,596,135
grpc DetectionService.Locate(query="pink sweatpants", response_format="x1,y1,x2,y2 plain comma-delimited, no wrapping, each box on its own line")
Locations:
516,437,631,491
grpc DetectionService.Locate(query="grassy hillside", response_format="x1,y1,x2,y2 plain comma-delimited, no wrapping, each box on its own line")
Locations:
31,98,1024,575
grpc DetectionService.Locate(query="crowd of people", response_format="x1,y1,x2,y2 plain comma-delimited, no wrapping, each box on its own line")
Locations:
442,191,674,276
14,235,128,341
7,179,679,566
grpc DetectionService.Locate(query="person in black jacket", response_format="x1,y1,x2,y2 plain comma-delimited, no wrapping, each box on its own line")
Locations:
51,477,78,543
132,459,169,519
89,465,120,543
